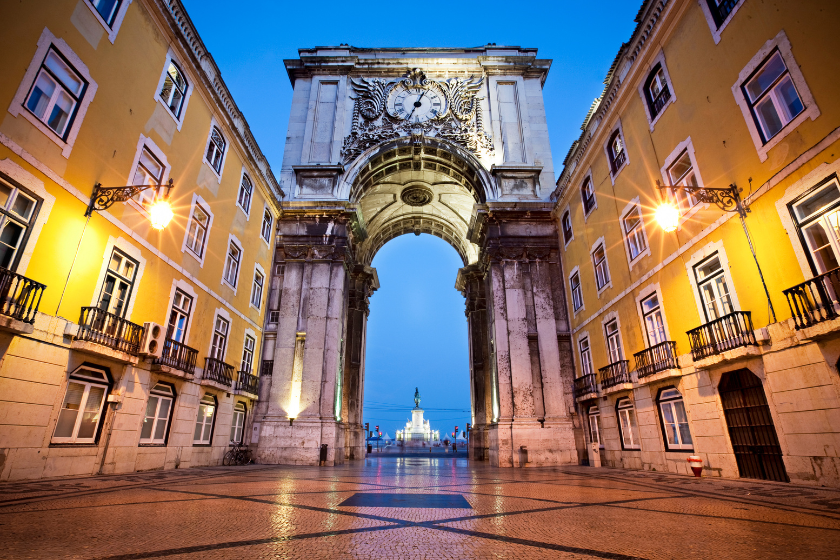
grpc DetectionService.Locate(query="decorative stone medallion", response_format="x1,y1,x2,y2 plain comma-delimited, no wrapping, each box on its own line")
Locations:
401,185,434,206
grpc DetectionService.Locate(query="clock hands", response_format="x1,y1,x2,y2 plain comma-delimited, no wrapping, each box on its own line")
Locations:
405,89,427,122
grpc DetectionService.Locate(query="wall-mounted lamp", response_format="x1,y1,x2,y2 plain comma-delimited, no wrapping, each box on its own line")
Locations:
289,417,295,426
86,179,175,230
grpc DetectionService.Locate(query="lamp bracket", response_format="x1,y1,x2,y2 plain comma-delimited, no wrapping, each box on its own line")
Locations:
86,179,174,216
656,180,748,216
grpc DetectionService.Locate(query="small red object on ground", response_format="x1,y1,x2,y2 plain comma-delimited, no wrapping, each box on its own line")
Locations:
688,455,703,477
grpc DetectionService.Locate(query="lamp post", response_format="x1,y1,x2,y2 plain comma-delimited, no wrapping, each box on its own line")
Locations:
86,178,175,229
654,180,776,323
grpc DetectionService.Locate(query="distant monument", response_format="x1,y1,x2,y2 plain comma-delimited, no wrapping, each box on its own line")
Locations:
396,388,439,446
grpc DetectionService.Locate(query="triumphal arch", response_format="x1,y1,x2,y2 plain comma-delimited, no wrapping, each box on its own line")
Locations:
253,46,581,467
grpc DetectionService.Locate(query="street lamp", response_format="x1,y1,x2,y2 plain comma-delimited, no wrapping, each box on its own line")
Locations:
654,180,776,322
86,179,175,230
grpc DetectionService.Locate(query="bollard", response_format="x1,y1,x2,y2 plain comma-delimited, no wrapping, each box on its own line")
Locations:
319,444,328,466
687,455,703,477
519,446,528,467
367,444,372,454
588,442,601,468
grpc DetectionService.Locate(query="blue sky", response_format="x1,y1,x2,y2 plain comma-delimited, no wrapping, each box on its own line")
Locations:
179,0,640,436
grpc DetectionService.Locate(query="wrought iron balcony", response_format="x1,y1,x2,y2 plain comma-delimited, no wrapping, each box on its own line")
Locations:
203,357,234,387
634,341,679,379
611,150,627,174
77,307,143,355
573,373,598,400
687,311,756,361
153,338,198,375
0,267,45,324
783,268,840,329
650,84,671,117
236,370,259,395
599,360,631,389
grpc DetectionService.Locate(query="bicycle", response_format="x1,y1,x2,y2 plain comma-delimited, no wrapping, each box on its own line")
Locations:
223,442,253,466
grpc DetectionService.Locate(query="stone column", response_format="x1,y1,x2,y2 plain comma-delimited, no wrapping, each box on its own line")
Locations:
474,203,579,467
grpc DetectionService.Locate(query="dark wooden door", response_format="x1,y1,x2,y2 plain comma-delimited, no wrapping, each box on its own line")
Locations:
719,369,789,482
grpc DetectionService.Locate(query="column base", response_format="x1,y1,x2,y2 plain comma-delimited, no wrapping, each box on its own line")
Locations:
255,417,346,466
468,425,490,461
489,418,578,467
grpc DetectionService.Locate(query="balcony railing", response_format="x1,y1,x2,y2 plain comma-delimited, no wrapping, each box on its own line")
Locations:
783,268,840,329
0,267,45,324
599,360,631,389
77,307,143,355
635,341,679,379
236,370,259,395
611,150,627,174
153,338,198,374
650,84,671,116
687,311,756,361
203,357,234,387
573,373,598,400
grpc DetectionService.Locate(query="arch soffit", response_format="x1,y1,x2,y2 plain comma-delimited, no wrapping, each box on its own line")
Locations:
358,212,474,266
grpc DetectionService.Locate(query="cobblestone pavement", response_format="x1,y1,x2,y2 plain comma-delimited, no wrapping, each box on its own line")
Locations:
2,457,840,559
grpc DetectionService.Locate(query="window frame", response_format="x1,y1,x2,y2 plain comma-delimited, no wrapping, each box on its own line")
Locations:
166,287,193,344
96,247,139,319
230,401,247,445
578,335,594,377
561,207,574,246
591,239,612,295
50,364,112,445
126,135,170,211
588,405,603,448
139,382,176,446
637,53,676,129
660,137,707,226
261,205,274,244
698,0,746,44
222,235,243,292
241,335,255,374
786,174,840,276
603,316,623,365
237,171,253,217
204,123,228,180
569,267,584,314
182,194,214,266
620,199,650,267
616,397,641,450
193,393,217,446
250,264,265,310
656,387,694,452
153,51,193,128
580,173,597,218
0,175,43,272
603,122,629,183
210,312,230,362
83,0,132,43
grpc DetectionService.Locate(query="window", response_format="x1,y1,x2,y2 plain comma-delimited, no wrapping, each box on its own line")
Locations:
237,174,253,214
667,150,700,214
616,398,640,450
241,335,255,374
608,130,626,175
578,337,593,376
223,241,241,288
588,406,602,447
230,402,246,444
97,249,138,318
88,0,122,26
623,206,647,261
159,62,188,119
743,51,804,143
167,289,192,343
645,65,671,118
570,271,583,311
140,383,174,445
24,48,86,139
658,388,693,450
206,127,226,174
185,203,210,259
561,210,573,244
261,208,273,242
0,177,41,271
131,146,165,206
52,366,110,444
193,393,216,445
581,178,596,215
694,254,734,321
789,178,840,274
706,0,740,29
592,243,610,291
604,319,622,364
251,269,264,308
210,315,229,360
641,293,667,346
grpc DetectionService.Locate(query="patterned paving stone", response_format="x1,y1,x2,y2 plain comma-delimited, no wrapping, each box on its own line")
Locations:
1,459,840,559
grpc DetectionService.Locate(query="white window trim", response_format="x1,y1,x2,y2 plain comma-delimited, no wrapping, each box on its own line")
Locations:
576,330,592,378
619,197,651,270
658,388,694,451
193,393,217,445
775,160,840,279
697,0,746,45
250,262,265,312
603,120,629,185
208,307,232,362
8,28,99,158
261,202,274,247
139,383,174,445
616,397,641,450
203,118,229,182
221,233,243,294
660,136,708,227
0,158,56,275
163,278,197,345
153,49,194,130
125,134,170,215
242,327,257,372
82,0,133,44
732,30,820,163
600,310,625,366
236,167,253,219
561,204,574,248
181,193,214,268
88,236,146,321
684,241,742,324
635,282,673,345
580,169,597,222
51,365,110,444
568,265,584,317
591,237,612,297
637,50,677,130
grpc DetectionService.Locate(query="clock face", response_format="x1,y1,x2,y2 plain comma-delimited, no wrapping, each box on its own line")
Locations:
388,85,447,123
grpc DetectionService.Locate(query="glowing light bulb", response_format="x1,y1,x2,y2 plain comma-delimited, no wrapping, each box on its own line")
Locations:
149,199,174,230
655,202,680,233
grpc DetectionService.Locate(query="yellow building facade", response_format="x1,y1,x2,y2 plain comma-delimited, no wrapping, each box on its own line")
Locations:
554,0,840,485
0,0,281,479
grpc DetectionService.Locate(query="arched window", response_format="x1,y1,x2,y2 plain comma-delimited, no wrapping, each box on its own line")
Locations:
657,388,693,451
159,61,188,118
194,393,217,445
237,174,253,213
561,210,573,244
230,402,246,444
581,177,596,215
140,383,175,445
616,397,640,450
608,131,626,174
206,126,226,174
52,365,112,444
644,64,671,118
